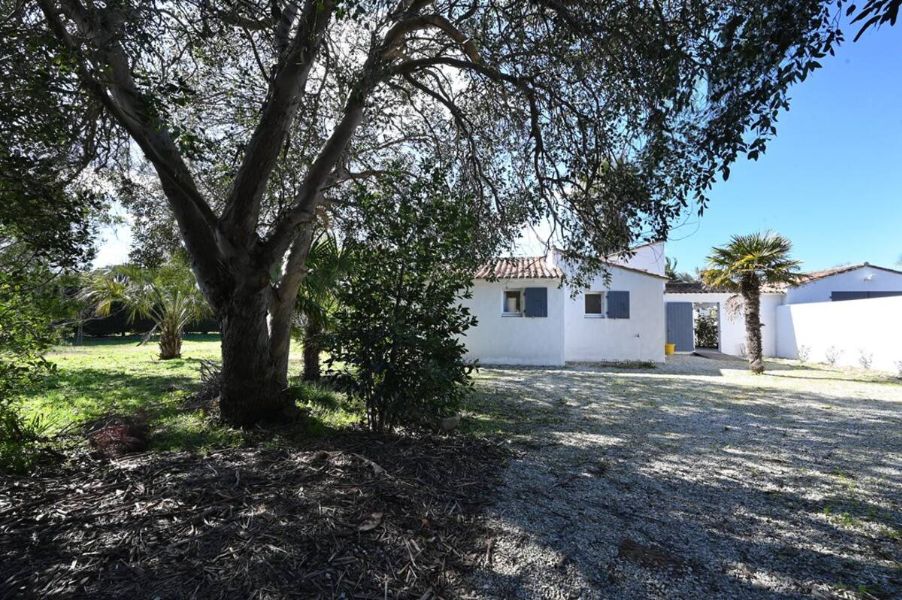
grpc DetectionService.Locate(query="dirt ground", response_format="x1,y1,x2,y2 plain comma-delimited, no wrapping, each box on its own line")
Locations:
464,356,902,599
1,432,506,599
3,356,899,599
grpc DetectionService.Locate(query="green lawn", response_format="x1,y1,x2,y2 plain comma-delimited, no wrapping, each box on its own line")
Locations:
16,335,360,452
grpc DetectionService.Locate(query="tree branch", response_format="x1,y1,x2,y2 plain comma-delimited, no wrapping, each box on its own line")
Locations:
220,0,336,247
259,76,370,265
36,0,226,292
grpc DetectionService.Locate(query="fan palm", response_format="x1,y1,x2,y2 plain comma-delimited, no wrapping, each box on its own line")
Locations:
702,232,800,373
295,233,350,381
665,257,697,282
80,260,210,359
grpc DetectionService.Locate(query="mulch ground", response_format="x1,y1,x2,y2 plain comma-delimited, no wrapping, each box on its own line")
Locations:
0,432,507,599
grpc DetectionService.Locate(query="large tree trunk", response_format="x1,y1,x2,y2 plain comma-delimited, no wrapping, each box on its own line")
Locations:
302,319,322,382
199,231,314,427
218,289,292,426
741,282,764,374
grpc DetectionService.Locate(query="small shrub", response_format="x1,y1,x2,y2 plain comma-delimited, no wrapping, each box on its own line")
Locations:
858,350,873,370
0,404,53,474
694,309,718,348
325,170,491,432
825,346,842,367
797,345,811,364
0,289,60,473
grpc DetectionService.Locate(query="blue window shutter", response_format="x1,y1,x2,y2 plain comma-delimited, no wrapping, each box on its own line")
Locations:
606,291,630,319
524,287,548,317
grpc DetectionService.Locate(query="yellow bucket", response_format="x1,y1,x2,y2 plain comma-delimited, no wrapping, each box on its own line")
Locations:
664,343,676,355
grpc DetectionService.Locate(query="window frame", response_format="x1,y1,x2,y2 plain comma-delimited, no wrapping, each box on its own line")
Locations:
584,291,605,318
502,289,524,317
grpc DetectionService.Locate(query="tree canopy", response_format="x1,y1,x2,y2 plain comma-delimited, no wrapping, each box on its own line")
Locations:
2,0,850,424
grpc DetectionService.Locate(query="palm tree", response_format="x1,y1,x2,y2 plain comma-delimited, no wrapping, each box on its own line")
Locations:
702,232,800,374
665,257,697,282
80,259,210,359
295,233,350,381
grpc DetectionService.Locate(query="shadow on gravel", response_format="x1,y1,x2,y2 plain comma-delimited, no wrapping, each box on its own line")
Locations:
0,432,508,599
465,365,902,599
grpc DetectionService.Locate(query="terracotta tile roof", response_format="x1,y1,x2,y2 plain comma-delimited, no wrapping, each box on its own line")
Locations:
474,256,563,279
664,281,712,293
474,256,667,280
607,263,670,279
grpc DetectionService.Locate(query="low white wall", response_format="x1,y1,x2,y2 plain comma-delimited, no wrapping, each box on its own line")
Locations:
776,296,902,372
663,292,784,357
564,267,665,363
460,278,566,365
786,265,902,304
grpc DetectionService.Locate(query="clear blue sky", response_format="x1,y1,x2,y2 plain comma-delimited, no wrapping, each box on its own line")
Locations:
667,24,902,274
96,22,902,271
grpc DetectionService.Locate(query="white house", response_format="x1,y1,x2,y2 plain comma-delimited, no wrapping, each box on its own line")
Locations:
663,262,902,358
663,284,785,357
784,263,902,303
460,244,668,365
462,242,902,368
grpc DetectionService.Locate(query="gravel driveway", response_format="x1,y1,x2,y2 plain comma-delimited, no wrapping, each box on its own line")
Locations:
464,356,902,599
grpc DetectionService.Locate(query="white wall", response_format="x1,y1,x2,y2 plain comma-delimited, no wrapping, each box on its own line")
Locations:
609,242,667,276
460,278,566,365
786,266,902,304
663,292,784,357
776,296,902,372
564,266,666,363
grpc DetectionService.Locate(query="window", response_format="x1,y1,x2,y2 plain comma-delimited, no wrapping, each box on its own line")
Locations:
503,287,548,317
503,290,523,315
584,292,604,317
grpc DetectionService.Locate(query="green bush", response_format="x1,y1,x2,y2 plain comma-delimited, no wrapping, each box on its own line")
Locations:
694,308,718,349
325,170,490,432
0,273,59,472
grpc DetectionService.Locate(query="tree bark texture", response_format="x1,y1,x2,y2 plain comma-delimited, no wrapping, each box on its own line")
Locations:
218,289,291,426
741,280,764,374
158,325,182,360
302,319,322,382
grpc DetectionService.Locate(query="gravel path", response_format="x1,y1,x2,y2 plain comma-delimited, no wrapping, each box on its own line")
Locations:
465,356,902,599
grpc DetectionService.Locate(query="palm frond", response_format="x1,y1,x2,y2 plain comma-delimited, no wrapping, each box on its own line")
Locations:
702,231,801,290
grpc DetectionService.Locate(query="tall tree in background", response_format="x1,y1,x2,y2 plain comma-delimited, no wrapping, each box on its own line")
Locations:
702,232,800,373
665,257,697,283
4,0,845,425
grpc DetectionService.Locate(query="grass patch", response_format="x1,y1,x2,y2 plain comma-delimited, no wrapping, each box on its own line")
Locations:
13,335,360,456
290,380,364,436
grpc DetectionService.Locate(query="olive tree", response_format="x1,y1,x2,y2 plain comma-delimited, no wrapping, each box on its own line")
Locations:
4,0,844,425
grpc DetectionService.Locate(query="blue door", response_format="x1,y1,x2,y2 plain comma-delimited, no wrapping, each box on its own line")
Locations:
666,302,695,352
